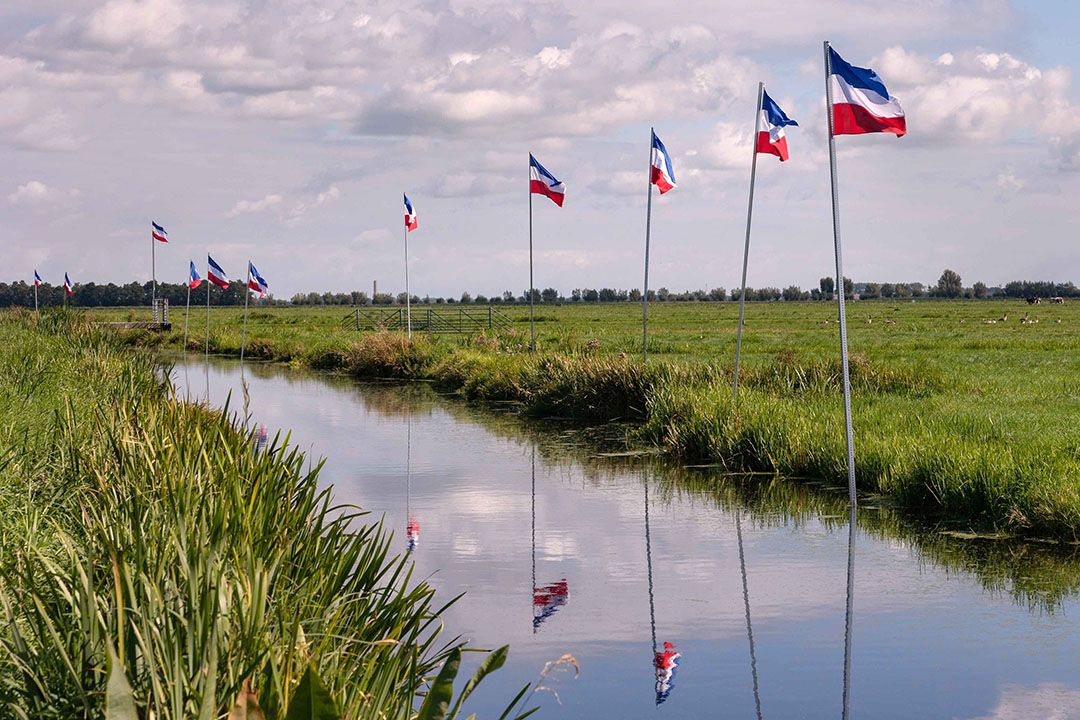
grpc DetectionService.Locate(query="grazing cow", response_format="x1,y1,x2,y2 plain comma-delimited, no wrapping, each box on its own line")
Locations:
1051,296,1065,304
1026,297,1042,305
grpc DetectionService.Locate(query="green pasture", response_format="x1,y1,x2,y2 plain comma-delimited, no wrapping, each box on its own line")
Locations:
93,299,1080,537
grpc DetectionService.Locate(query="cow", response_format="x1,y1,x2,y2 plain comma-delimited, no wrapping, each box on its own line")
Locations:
1051,296,1065,304
1026,297,1042,305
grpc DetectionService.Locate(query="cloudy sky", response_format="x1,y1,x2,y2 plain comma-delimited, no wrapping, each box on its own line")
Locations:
3,0,1079,298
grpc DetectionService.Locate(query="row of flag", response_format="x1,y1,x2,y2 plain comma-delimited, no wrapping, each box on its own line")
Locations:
186,256,269,297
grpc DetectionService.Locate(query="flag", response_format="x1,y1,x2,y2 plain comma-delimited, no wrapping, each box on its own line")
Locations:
63,273,74,297
654,641,681,705
188,260,202,289
404,194,418,231
828,47,906,137
650,131,677,194
152,221,168,243
247,261,269,297
758,90,798,161
207,255,230,289
34,270,42,287
529,154,566,207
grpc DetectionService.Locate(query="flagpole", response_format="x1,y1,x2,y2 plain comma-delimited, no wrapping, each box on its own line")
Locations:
33,281,38,314
183,278,191,354
642,128,655,362
151,229,157,312
824,40,858,509
737,512,763,720
404,225,412,338
240,261,251,363
205,259,211,362
733,83,765,399
528,158,536,353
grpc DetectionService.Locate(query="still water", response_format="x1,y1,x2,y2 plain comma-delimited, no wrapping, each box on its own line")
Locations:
174,358,1080,720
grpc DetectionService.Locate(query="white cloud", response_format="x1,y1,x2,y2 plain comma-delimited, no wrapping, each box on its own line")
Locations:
7,180,80,208
226,193,283,218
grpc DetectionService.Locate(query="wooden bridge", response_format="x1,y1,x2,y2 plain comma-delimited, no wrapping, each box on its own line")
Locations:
341,306,513,334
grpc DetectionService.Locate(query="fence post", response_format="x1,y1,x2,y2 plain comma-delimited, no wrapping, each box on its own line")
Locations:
488,306,493,330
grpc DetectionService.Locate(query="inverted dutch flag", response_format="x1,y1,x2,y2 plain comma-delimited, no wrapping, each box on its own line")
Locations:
152,221,168,243
829,47,906,137
529,154,565,207
34,270,42,287
650,131,677,194
207,255,230,289
63,273,74,297
247,261,269,297
758,90,798,161
532,579,569,631
654,641,681,705
404,194,418,231
188,260,202,289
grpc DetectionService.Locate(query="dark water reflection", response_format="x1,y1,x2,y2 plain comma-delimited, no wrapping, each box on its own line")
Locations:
173,357,1080,720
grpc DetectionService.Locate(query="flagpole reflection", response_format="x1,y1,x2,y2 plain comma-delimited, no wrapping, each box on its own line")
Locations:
736,512,763,720
646,469,680,705
531,445,567,632
841,504,856,720
406,405,419,552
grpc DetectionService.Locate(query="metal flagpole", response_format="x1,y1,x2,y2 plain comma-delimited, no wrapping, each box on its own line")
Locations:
642,128,655,362
733,83,765,399
33,281,38,313
528,158,536,353
240,261,251,363
404,225,412,338
531,446,536,632
151,228,157,312
644,471,657,666
824,40,858,509
205,259,211,403
183,279,191,353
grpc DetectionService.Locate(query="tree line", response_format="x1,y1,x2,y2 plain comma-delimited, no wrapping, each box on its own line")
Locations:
2,269,1077,308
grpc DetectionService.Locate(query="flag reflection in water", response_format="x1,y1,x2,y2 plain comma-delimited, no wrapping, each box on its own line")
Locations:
532,579,569,632
406,517,421,552
253,424,269,455
654,641,681,705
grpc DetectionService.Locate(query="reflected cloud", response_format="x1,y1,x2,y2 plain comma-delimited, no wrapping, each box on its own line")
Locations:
971,683,1080,720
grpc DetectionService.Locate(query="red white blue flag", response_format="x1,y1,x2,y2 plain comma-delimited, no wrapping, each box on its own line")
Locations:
34,270,42,287
650,131,677,194
654,641,681,705
529,154,565,207
404,194,418,231
63,273,74,297
207,255,229,289
247,261,269,297
152,221,168,243
757,90,798,161
188,260,202,289
532,579,569,631
829,47,906,137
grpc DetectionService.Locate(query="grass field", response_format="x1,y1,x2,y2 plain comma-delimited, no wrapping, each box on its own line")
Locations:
94,299,1080,539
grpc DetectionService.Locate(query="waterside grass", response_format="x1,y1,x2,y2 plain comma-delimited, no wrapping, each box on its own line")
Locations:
0,310,531,719
101,301,1080,539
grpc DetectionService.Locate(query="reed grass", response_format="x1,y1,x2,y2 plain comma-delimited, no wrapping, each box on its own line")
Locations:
0,310,532,719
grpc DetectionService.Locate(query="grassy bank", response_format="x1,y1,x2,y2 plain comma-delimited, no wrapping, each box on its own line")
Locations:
100,301,1080,539
0,311,529,719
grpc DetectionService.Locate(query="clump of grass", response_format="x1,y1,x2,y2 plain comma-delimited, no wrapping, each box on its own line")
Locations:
343,331,439,378
0,312,530,719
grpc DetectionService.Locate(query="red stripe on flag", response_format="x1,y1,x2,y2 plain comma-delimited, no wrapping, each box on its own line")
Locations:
152,231,168,243
832,104,907,137
405,214,418,231
650,166,675,194
756,132,790,162
208,273,229,290
529,179,565,207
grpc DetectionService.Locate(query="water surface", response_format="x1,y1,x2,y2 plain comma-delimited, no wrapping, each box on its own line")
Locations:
174,358,1080,720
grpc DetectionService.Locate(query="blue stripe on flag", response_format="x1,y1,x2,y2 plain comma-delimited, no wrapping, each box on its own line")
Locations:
828,47,890,98
762,90,798,128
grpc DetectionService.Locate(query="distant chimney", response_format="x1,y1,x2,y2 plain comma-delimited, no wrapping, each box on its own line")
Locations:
373,280,377,304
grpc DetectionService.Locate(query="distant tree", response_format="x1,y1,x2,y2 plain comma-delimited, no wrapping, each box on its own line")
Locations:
657,287,671,301
646,289,656,302
895,284,912,299
502,290,515,303
474,294,488,304
571,288,582,302
628,288,642,302
373,292,394,305
709,287,726,301
972,281,988,299
782,285,803,301
842,277,854,299
819,277,835,299
598,288,617,302
908,283,926,298
810,288,822,301
880,283,896,298
935,269,963,298
863,282,881,299
583,288,599,302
